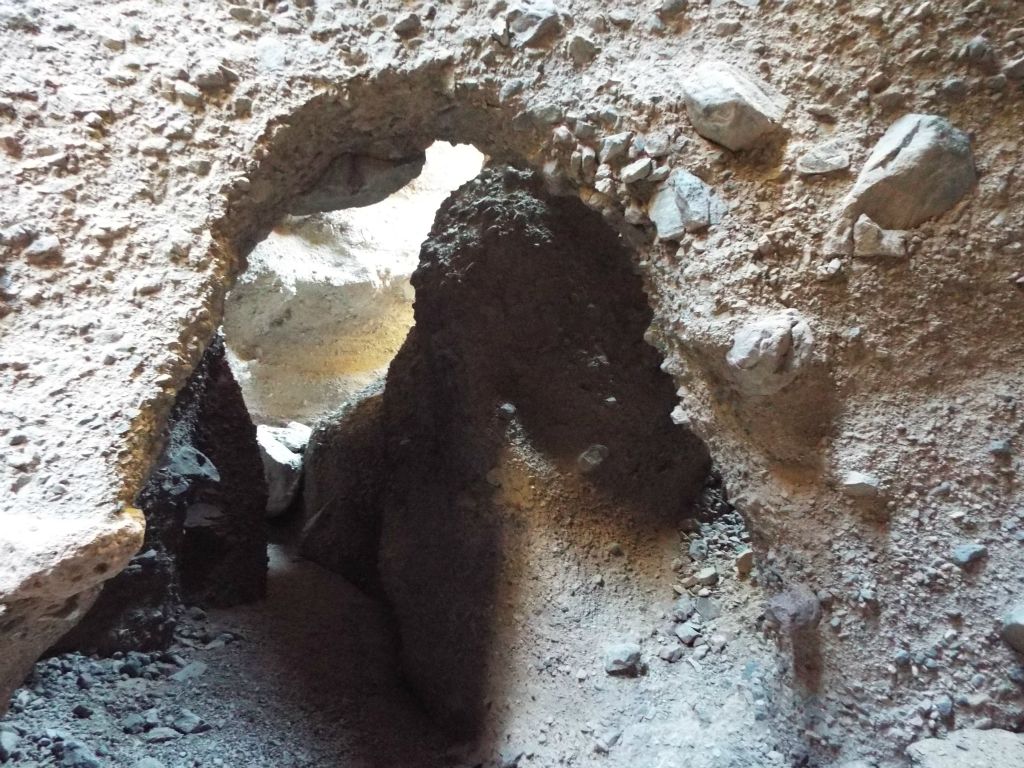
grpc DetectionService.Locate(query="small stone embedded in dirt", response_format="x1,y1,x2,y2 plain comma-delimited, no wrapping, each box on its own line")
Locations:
121,713,146,734
23,234,63,265
840,470,882,498
796,142,850,175
576,444,610,474
735,549,754,576
171,709,205,734
620,157,652,183
647,168,725,240
392,12,421,37
58,739,102,768
505,1,565,47
695,566,719,586
567,33,598,65
135,759,167,768
853,215,907,259
766,585,822,634
695,596,721,620
674,622,701,646
1002,603,1024,654
142,727,180,744
168,661,207,683
603,642,643,676
726,310,814,396
951,543,987,568
988,438,1012,457
658,645,684,663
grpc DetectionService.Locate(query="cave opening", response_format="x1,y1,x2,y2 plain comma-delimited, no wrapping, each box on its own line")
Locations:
14,144,775,768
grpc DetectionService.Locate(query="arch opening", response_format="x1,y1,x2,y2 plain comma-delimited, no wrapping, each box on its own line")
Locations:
5,85,777,768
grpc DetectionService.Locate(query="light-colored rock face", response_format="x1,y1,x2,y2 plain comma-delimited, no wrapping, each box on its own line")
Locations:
1,1,1024,765
256,423,307,517
222,141,483,426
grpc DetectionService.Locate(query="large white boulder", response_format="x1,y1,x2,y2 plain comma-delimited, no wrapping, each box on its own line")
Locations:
842,114,976,229
682,61,786,151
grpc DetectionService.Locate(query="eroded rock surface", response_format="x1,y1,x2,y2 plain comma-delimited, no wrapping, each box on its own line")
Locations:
306,169,713,747
53,336,267,655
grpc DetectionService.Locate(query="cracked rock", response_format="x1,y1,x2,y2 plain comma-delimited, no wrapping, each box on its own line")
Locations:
682,61,786,151
841,114,976,229
725,310,814,396
647,169,725,240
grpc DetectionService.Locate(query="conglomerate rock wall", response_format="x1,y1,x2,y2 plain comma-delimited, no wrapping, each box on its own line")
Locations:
1,1,1023,764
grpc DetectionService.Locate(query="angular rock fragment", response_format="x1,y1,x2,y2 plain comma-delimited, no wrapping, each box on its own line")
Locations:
393,12,421,38
1002,603,1024,654
682,61,786,151
23,234,62,265
852,215,906,258
796,142,850,176
577,444,610,474
839,470,881,498
725,310,814,396
567,34,598,65
950,543,987,568
841,114,976,229
506,1,565,48
604,642,643,675
647,169,725,240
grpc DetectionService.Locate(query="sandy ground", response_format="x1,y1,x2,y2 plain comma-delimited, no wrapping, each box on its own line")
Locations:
1,544,451,767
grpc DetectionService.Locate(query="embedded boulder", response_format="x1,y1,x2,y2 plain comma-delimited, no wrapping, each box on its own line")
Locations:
682,61,787,151
841,114,976,229
725,310,815,396
647,169,725,240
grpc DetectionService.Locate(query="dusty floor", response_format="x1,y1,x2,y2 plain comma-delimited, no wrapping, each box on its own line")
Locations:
3,498,791,768
1,544,450,768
